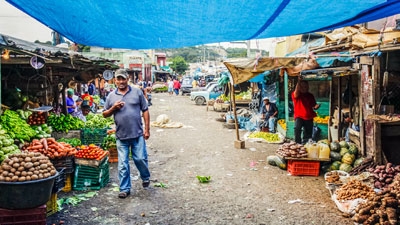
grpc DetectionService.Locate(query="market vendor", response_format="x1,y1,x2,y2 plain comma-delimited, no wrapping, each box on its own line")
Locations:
66,89,76,114
260,97,278,133
72,100,91,122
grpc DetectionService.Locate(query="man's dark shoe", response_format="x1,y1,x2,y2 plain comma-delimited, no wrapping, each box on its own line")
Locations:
118,191,130,198
142,180,150,188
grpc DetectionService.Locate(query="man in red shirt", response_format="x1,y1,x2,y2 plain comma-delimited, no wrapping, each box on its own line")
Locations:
292,76,320,144
173,78,181,96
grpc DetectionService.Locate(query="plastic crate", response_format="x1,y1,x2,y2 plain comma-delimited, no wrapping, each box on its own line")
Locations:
62,173,73,192
73,160,110,191
51,156,75,174
46,193,58,216
80,128,108,146
108,148,118,163
287,160,320,176
0,205,46,225
52,168,66,193
75,155,109,167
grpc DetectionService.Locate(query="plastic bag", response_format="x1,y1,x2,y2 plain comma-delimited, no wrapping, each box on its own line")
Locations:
312,125,321,141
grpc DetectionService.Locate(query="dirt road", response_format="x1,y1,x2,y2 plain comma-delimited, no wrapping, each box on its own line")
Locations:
49,92,351,225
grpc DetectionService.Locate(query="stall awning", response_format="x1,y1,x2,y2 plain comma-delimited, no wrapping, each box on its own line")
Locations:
300,66,358,80
223,57,306,84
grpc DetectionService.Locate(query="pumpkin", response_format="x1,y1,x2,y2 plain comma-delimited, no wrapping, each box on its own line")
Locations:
353,157,364,167
339,140,349,148
339,163,353,172
330,141,340,152
339,147,349,156
342,153,356,165
330,151,341,161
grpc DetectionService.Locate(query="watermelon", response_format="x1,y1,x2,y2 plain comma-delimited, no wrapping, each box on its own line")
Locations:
274,156,287,170
342,153,356,165
339,163,353,172
330,161,342,170
330,141,341,152
339,140,349,148
330,151,341,161
340,147,349,156
318,139,330,146
267,155,278,166
321,162,332,173
353,157,364,167
348,143,358,156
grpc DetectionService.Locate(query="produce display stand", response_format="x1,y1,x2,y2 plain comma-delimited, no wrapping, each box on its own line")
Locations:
108,148,118,163
285,157,330,176
0,205,47,225
51,156,75,174
73,158,110,191
75,154,109,168
80,128,108,146
51,130,81,140
52,168,66,194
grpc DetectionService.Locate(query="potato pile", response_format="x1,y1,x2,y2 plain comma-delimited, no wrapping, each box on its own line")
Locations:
335,180,375,201
276,141,307,158
0,151,56,182
367,163,400,189
352,174,400,225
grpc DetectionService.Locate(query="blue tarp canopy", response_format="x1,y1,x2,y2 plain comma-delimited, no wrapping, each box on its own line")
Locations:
5,0,400,49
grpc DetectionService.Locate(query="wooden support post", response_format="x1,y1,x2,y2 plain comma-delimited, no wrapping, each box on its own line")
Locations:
230,83,245,149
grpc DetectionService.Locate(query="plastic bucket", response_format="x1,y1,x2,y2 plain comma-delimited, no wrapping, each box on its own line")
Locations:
0,172,57,209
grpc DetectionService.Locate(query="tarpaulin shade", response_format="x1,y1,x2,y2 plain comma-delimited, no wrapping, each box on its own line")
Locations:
5,0,400,49
224,57,306,84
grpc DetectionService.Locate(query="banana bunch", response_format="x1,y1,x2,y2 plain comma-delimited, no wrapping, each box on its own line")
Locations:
217,94,230,102
314,116,330,124
278,119,286,130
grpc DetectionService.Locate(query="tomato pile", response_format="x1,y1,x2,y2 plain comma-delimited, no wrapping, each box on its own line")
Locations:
75,144,108,160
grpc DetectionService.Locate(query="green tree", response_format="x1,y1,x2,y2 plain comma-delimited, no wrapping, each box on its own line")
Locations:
169,56,189,75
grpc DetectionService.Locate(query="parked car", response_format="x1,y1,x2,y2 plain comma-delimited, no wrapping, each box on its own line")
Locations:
180,78,193,95
190,83,224,105
191,81,217,92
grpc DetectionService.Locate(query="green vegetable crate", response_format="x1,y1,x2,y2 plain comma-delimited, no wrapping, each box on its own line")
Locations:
73,159,109,191
80,128,108,146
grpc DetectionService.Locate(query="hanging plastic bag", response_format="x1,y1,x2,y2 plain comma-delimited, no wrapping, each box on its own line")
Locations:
312,125,321,141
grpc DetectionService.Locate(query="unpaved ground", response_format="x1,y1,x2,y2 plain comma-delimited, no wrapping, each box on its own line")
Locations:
48,92,352,225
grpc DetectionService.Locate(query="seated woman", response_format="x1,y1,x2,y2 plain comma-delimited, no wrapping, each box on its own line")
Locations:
260,97,278,133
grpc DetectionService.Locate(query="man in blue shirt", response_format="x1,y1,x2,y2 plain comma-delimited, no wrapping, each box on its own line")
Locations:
103,69,150,199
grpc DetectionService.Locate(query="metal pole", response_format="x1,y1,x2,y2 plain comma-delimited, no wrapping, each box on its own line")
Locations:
284,71,289,125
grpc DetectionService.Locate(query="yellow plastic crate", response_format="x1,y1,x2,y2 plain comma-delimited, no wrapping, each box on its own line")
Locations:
62,173,73,192
46,193,58,216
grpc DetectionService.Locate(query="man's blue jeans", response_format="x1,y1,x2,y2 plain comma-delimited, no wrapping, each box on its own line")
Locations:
117,136,151,192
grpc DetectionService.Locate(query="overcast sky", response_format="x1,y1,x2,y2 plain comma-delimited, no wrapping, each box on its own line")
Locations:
0,1,54,42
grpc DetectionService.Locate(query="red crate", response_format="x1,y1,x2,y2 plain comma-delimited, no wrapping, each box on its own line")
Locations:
287,160,320,176
0,205,46,225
